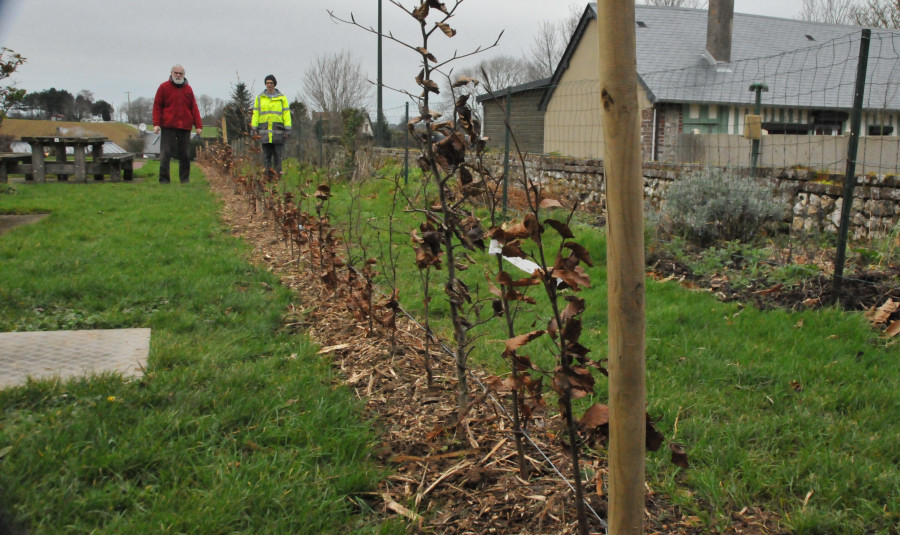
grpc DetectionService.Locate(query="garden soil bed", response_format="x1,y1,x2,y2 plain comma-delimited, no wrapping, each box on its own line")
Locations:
646,253,900,334
204,165,792,535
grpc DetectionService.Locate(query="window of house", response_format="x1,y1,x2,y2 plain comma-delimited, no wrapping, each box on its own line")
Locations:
868,125,894,135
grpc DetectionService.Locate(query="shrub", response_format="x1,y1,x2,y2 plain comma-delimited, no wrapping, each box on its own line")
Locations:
658,168,785,244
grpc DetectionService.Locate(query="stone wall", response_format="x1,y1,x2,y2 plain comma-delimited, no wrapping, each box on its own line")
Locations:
371,148,900,240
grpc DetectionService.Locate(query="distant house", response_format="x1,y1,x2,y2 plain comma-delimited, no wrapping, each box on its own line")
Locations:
498,2,900,162
311,110,374,139
476,78,550,156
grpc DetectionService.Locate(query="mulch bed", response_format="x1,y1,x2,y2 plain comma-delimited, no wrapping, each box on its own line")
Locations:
647,253,900,333
204,166,790,534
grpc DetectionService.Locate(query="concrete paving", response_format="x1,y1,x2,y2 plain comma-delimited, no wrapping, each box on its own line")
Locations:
0,328,150,389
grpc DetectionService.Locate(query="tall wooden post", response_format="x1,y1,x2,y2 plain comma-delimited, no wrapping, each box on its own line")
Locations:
596,1,646,533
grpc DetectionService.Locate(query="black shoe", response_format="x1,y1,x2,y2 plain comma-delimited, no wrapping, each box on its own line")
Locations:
180,180,189,184
159,179,170,184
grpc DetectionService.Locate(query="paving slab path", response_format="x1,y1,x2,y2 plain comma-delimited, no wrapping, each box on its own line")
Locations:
0,328,150,389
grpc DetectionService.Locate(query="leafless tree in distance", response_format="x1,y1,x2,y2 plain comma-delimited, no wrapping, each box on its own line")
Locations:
852,0,900,28
302,50,371,114
526,3,583,79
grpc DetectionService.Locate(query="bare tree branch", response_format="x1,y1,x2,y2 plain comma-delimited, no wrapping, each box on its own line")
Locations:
302,50,371,113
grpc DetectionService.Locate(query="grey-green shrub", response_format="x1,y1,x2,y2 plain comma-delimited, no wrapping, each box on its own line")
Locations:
658,168,785,244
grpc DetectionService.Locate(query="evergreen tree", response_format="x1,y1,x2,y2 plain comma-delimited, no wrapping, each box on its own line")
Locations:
224,80,253,141
91,100,114,121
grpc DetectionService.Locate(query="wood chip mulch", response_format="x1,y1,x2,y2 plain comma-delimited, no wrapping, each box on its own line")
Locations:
203,165,789,535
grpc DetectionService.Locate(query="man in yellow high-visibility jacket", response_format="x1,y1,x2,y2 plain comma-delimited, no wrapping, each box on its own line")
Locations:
251,74,292,173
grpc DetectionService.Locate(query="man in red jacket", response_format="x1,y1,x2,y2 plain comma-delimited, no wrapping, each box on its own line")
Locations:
152,64,203,184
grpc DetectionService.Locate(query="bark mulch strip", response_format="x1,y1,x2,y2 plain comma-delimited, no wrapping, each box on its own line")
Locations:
205,166,788,535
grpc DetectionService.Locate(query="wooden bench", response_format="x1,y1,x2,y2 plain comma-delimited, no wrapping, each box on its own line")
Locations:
0,153,32,183
93,153,135,182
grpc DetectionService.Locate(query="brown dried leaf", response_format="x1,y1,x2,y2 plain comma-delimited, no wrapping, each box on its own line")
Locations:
885,320,900,338
501,241,527,259
867,298,899,325
314,185,331,200
422,78,440,94
554,264,591,291
552,366,595,399
539,197,563,209
452,75,480,88
427,0,449,14
433,131,465,169
459,166,473,186
416,47,438,63
498,270,540,288
669,442,690,468
563,242,594,267
544,218,574,239
411,3,429,21
646,415,665,452
505,330,545,353
437,21,456,37
561,296,585,322
562,317,582,344
580,403,609,428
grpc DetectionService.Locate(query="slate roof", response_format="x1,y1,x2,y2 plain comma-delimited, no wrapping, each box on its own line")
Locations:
539,4,900,112
475,77,552,104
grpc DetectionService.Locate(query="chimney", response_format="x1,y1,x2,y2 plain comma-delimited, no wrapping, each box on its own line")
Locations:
706,0,734,63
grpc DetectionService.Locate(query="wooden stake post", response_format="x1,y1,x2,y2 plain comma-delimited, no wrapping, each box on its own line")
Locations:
596,1,647,533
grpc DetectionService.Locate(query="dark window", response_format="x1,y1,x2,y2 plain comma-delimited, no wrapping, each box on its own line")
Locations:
762,122,812,135
868,125,894,135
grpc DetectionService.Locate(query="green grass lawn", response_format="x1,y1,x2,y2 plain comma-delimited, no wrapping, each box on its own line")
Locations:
290,162,900,534
0,163,401,534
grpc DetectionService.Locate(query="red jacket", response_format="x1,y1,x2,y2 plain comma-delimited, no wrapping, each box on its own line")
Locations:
153,78,202,131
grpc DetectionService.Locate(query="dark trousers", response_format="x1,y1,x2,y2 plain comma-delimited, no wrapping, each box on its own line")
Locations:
261,143,284,173
159,128,192,183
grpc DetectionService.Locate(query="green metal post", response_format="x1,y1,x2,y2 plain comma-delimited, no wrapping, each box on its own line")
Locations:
833,29,871,303
377,0,384,147
503,88,511,218
404,101,410,185
749,82,768,175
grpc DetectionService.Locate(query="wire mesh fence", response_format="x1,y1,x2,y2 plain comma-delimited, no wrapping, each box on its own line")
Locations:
475,27,900,300
222,26,898,300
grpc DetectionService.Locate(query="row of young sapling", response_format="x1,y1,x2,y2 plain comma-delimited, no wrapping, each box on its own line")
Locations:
200,3,686,533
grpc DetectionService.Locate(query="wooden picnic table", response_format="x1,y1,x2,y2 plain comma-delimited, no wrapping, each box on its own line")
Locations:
21,135,108,183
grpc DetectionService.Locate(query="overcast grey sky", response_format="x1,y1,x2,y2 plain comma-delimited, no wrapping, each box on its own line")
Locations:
0,0,804,120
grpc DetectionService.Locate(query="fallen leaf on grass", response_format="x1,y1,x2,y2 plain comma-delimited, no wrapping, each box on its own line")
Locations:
317,343,351,354
669,442,689,469
866,298,898,325
752,283,783,295
885,320,900,338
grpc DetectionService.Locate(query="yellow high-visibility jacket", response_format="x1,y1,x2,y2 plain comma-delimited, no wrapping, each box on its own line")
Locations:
251,90,292,144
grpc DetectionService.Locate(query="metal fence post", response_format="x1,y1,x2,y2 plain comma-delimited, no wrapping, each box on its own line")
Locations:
749,82,768,175
404,101,410,185
503,87,511,218
833,28,871,303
